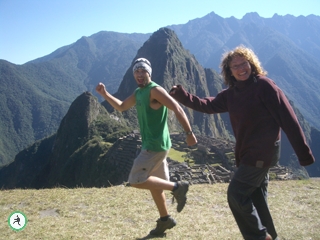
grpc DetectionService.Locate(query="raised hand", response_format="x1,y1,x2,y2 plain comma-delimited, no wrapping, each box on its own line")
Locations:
95,82,107,96
169,85,178,95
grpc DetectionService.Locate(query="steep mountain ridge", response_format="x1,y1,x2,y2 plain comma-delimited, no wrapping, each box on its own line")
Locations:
107,28,230,139
0,60,72,165
0,32,148,166
0,90,318,189
0,13,319,179
38,91,130,187
0,92,132,188
168,12,320,129
1,25,320,188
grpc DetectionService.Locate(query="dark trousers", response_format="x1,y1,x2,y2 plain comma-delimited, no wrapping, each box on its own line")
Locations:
227,165,278,240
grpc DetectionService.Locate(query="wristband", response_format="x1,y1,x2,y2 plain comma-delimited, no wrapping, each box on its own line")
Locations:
186,131,193,135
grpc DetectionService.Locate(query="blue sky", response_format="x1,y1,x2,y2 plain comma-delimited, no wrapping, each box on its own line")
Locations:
1,0,319,65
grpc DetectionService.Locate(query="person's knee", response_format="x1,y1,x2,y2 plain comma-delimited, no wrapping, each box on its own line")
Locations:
130,181,146,188
129,180,139,188
128,176,141,188
130,183,139,188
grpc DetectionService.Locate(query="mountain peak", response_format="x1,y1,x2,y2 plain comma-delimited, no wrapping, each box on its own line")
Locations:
242,12,263,23
52,92,106,159
110,27,229,139
135,27,184,59
114,27,200,98
243,12,261,18
37,91,131,187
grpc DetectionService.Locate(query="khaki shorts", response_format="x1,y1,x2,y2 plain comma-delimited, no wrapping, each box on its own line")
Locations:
128,149,170,185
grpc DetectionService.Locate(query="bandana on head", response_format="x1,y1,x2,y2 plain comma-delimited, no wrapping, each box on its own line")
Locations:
132,58,152,77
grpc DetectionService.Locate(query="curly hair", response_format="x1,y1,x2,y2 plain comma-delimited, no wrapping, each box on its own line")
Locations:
220,45,267,87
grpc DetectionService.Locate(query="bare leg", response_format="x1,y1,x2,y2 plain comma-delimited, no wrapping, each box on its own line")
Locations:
148,188,177,236
131,176,175,217
150,189,169,217
131,176,175,191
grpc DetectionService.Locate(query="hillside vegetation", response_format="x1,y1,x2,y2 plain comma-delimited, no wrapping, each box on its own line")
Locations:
2,13,320,168
1,179,319,239
0,32,148,166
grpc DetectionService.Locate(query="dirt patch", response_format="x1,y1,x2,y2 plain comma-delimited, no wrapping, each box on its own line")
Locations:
39,208,60,218
310,177,320,181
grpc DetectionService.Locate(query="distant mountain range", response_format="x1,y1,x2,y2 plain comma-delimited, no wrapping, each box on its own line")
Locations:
104,28,230,140
0,32,149,165
0,27,319,189
1,27,318,189
167,12,320,129
0,12,319,180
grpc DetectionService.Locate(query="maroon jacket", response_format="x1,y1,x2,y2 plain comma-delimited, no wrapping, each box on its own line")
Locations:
172,74,315,168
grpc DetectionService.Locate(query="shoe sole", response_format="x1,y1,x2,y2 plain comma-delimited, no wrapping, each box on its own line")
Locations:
177,182,189,212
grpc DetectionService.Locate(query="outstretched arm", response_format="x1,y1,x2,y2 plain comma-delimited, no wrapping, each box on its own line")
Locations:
170,85,228,114
95,82,135,112
151,87,197,146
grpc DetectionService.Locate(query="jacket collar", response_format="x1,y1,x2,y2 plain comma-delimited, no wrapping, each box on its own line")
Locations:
233,74,256,90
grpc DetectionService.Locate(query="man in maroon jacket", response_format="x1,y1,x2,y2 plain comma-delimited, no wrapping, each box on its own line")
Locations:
170,46,315,240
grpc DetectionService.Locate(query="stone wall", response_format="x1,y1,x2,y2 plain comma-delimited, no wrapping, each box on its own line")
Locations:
106,132,293,185
106,133,142,183
168,159,234,184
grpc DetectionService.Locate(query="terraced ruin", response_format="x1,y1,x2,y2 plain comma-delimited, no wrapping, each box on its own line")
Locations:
107,132,292,185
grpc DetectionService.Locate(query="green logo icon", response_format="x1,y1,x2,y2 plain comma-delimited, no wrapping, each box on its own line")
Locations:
8,211,27,231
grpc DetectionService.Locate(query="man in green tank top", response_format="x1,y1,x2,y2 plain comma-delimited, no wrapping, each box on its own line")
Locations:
96,58,197,236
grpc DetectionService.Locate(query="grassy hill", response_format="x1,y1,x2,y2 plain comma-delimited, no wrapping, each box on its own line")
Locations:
0,31,148,166
1,179,319,239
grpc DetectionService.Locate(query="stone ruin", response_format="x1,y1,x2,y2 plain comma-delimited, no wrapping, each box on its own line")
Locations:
269,165,297,180
106,132,142,183
169,159,234,185
108,131,293,185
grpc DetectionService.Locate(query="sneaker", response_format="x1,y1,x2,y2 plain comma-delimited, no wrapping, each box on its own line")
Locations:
149,216,177,236
171,181,189,212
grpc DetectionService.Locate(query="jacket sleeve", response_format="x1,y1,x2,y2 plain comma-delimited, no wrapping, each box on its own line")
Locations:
261,80,315,166
170,85,228,114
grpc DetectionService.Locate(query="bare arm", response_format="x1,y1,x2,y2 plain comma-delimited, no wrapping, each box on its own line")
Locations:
151,87,197,146
95,83,136,112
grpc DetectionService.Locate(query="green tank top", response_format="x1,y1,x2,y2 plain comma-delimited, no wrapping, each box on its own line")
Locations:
135,82,171,152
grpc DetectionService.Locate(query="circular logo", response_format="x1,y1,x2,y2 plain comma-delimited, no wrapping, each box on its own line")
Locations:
8,211,27,231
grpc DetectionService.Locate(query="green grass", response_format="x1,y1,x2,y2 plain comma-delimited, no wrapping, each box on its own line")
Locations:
1,179,319,239
168,148,192,163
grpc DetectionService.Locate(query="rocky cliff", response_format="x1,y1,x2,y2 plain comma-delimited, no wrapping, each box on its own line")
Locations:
0,92,132,188
104,28,230,139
